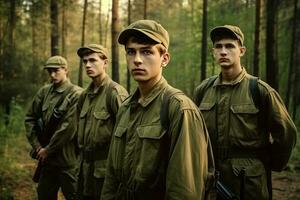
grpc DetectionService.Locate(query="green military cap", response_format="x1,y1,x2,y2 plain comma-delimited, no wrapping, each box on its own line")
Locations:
210,25,244,46
44,55,68,69
118,19,169,49
77,44,109,58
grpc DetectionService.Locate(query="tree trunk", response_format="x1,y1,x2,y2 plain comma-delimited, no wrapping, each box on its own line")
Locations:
286,0,298,109
200,0,208,81
253,0,261,76
99,0,103,44
3,0,16,125
61,0,67,57
50,0,59,56
266,0,278,90
144,0,147,19
78,0,88,87
127,0,132,92
111,0,120,83
292,0,300,120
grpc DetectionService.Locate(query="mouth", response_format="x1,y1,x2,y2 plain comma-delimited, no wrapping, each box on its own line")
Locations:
219,58,229,62
131,69,145,74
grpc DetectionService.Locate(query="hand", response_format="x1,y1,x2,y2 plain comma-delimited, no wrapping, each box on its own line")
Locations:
37,148,48,163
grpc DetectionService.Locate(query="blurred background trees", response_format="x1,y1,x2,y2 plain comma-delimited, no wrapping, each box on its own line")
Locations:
0,0,299,126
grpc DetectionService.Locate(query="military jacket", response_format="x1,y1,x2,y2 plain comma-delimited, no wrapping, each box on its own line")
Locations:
25,80,83,167
77,75,128,194
101,77,209,200
194,68,297,199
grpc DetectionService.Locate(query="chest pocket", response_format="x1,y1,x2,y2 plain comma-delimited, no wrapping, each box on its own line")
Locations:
230,104,260,141
199,102,215,131
92,111,112,145
135,124,167,179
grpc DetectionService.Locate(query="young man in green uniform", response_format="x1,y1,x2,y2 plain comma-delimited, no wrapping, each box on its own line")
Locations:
76,44,128,200
25,55,83,200
194,25,297,199
101,20,209,200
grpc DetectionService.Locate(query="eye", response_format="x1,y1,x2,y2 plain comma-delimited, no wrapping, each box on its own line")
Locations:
225,44,235,49
214,44,222,49
142,49,152,55
126,49,135,55
83,59,88,64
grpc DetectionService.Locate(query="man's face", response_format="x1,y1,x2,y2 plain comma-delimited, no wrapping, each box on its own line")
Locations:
47,67,68,85
125,38,169,84
82,52,107,79
212,38,245,69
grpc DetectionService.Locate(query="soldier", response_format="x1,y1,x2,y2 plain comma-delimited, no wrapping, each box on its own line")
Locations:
76,44,128,200
25,55,83,200
193,25,297,199
101,20,209,200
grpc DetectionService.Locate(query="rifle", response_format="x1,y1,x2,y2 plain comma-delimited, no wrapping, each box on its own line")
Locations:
32,161,42,183
216,180,238,200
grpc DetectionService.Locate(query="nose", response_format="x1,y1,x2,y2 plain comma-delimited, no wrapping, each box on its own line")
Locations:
134,52,142,66
220,46,227,55
49,71,56,78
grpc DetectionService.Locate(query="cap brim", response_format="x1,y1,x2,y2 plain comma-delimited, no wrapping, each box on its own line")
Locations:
77,47,90,57
118,28,161,45
44,65,61,69
210,27,238,42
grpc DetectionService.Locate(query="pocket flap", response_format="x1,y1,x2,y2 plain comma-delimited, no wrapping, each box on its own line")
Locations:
231,159,264,177
114,127,127,138
80,109,88,118
93,160,107,178
137,125,166,139
94,111,110,120
199,102,215,111
231,104,259,114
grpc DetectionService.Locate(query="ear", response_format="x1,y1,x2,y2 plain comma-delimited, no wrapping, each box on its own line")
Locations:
103,59,109,69
240,46,246,57
161,52,170,67
212,47,217,58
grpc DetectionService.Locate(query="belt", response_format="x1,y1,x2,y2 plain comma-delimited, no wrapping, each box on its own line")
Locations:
81,146,109,162
217,147,267,160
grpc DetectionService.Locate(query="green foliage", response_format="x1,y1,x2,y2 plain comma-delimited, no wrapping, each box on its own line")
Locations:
0,99,26,137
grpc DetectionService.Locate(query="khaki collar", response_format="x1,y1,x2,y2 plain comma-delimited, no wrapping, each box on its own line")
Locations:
87,75,110,95
129,77,168,107
51,79,71,93
214,67,247,86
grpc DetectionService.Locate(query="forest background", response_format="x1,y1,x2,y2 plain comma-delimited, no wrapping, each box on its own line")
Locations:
0,0,300,199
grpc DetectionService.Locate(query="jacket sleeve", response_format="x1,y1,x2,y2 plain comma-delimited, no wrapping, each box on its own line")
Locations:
110,86,129,115
100,135,119,200
24,86,46,149
166,95,208,200
265,87,297,171
45,89,83,155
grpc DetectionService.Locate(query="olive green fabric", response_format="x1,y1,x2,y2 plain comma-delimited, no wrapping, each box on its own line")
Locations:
77,44,109,58
194,68,297,200
118,19,169,49
76,75,128,198
25,79,83,199
101,77,209,200
44,55,68,69
210,25,244,46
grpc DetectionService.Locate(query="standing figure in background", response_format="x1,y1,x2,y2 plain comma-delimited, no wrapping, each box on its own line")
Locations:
194,25,297,200
76,44,128,200
25,55,83,200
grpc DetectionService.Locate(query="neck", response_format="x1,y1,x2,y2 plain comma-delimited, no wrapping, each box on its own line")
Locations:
92,73,106,87
138,76,161,100
221,65,242,83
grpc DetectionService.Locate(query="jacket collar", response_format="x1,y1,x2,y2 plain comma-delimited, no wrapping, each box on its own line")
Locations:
51,79,71,93
129,77,168,107
214,67,247,87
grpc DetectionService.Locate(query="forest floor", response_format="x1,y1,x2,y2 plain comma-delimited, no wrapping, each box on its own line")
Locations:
1,134,300,199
